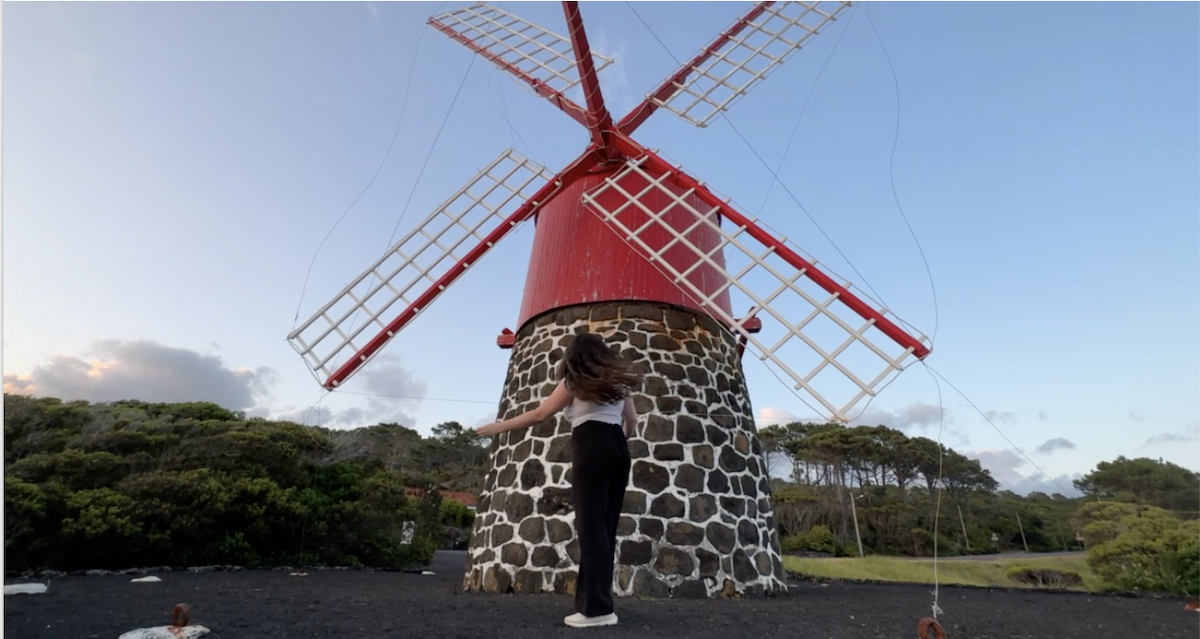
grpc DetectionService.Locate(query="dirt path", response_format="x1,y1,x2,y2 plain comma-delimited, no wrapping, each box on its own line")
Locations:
5,552,1196,639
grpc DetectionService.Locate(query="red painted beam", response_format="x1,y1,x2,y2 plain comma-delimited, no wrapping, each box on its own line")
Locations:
616,1,775,135
610,134,931,360
428,15,592,130
322,148,606,389
561,1,616,152
735,309,761,359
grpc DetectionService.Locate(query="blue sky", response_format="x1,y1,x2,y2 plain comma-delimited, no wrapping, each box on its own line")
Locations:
6,2,1198,495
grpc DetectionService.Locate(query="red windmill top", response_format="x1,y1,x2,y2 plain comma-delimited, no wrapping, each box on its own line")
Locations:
288,1,932,423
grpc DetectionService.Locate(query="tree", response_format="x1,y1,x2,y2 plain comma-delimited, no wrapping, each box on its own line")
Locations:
1074,456,1200,514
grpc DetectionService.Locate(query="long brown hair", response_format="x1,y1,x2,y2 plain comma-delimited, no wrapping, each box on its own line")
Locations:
558,332,643,404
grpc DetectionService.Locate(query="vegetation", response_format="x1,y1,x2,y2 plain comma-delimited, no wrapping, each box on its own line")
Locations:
782,554,1101,592
4,395,488,573
761,422,1084,558
763,421,1199,596
5,394,1196,598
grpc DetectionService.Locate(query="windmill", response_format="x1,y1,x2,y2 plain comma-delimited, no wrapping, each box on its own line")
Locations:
288,0,931,598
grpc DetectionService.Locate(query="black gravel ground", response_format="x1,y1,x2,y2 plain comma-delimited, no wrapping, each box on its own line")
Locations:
5,552,1197,639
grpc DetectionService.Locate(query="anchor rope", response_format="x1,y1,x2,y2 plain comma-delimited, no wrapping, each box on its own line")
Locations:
291,3,448,328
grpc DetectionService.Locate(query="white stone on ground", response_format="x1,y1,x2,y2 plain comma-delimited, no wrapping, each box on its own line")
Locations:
130,576,162,583
118,625,210,639
4,583,48,595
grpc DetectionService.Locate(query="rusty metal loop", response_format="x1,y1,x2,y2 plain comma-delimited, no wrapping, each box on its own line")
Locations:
170,603,191,627
918,617,946,639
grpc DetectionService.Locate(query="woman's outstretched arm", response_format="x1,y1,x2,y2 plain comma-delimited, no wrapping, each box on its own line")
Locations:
621,395,638,440
475,380,573,437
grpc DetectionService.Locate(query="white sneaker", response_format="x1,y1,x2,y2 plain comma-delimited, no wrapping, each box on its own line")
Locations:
563,612,618,628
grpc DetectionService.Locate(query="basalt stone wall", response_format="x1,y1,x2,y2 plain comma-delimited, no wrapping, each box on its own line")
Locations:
463,302,787,599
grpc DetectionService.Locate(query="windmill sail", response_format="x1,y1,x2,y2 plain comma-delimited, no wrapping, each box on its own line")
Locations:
288,149,552,388
581,152,930,422
430,2,613,110
648,1,852,128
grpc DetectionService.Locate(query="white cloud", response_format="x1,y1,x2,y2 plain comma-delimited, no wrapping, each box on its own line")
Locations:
269,354,428,429
974,449,1026,486
275,405,335,427
591,30,636,117
1142,430,1199,449
972,448,1081,497
341,354,426,427
983,409,1017,425
3,339,275,411
1129,409,1145,422
764,401,952,433
848,402,947,431
1038,410,1049,421
1035,437,1076,455
469,412,497,428
756,406,798,427
365,2,383,25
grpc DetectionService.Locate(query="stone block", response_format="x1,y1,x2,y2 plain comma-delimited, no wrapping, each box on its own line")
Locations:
504,492,534,521
492,523,514,545
546,518,572,543
500,542,527,567
719,447,747,473
622,490,648,515
619,539,653,565
513,569,544,593
706,521,736,554
632,461,670,494
531,546,561,568
649,493,685,519
632,569,670,599
653,443,684,461
639,517,664,540
622,304,663,321
674,464,705,492
688,494,718,522
518,517,545,544
672,579,709,599
520,459,545,490
654,547,696,577
665,521,705,546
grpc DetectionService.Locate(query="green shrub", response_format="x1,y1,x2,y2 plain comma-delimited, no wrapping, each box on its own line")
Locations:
440,498,476,528
1086,506,1200,593
1169,544,1199,597
782,524,838,555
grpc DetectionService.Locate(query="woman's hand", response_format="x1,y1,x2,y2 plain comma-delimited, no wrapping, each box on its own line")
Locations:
475,422,505,437
473,381,574,438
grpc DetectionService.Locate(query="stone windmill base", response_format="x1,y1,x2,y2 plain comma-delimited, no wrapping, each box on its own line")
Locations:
463,301,787,599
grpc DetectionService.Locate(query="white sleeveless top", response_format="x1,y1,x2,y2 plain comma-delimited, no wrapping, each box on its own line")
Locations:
563,395,623,428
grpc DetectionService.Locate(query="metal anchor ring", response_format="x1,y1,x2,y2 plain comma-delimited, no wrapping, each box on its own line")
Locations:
170,603,191,628
918,617,946,639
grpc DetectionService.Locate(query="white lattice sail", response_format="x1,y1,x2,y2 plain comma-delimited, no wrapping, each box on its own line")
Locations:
652,1,852,128
430,2,613,97
289,149,551,386
581,155,929,422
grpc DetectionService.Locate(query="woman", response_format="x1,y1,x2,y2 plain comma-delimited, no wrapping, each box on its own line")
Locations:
476,331,642,628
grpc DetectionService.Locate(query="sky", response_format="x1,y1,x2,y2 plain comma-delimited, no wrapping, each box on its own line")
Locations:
5,1,1198,496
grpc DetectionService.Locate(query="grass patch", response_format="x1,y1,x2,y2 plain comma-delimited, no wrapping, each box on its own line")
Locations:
782,554,1105,592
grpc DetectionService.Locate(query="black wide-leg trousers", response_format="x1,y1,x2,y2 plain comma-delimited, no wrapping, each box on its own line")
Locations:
570,420,631,617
